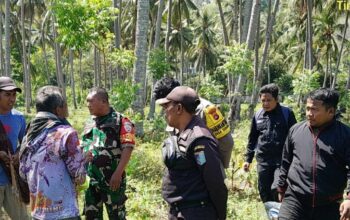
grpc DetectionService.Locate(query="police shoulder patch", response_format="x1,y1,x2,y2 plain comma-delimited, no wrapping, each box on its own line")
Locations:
194,145,206,165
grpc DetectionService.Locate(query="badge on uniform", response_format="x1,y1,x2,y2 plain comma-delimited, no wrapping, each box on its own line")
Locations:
194,145,206,165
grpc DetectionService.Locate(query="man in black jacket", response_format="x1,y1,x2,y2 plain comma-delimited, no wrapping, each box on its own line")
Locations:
243,84,297,209
277,88,350,220
157,86,227,220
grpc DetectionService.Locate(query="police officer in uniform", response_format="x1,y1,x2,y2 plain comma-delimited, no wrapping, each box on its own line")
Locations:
153,77,233,169
157,86,228,220
81,87,135,220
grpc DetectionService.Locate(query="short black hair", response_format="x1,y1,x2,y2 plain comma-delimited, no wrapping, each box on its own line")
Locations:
307,88,339,109
182,100,200,114
259,83,279,99
35,86,65,113
153,77,181,100
88,87,109,103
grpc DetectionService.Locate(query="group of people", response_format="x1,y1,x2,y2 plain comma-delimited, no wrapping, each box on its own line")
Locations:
0,75,349,220
0,78,135,220
243,84,350,220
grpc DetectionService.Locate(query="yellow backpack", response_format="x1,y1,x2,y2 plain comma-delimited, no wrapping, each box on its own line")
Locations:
204,105,230,139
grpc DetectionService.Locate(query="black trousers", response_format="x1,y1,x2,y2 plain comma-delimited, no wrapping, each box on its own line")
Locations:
257,163,280,202
278,187,340,220
168,204,217,220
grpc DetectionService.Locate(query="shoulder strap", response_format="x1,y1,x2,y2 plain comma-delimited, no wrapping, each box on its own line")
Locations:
184,126,216,149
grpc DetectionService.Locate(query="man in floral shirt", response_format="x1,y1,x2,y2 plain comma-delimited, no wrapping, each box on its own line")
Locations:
19,86,86,220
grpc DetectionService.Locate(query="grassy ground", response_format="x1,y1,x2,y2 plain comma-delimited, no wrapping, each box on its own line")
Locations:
65,107,267,219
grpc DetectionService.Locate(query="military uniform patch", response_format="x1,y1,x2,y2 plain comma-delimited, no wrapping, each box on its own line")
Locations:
194,146,206,165
123,122,133,133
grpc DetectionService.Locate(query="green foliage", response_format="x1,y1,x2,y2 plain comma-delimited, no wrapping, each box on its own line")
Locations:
126,141,168,219
263,58,289,85
148,49,171,80
220,44,253,77
198,77,225,100
143,114,167,142
275,74,294,96
110,80,138,113
52,0,118,50
292,70,321,97
108,49,135,70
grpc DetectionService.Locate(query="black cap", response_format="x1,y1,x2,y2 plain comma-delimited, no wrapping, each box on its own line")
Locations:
156,86,200,111
0,77,21,93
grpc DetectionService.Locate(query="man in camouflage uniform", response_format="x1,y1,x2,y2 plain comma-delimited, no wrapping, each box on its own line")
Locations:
81,87,135,220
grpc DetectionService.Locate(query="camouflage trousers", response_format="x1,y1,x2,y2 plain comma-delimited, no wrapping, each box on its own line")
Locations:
84,184,127,220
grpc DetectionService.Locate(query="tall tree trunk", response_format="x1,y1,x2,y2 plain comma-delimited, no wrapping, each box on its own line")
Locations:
79,50,83,96
229,0,260,128
216,0,229,46
148,0,165,119
94,46,101,87
233,0,239,42
0,10,4,75
154,0,164,49
21,0,30,113
332,11,349,89
114,0,121,49
113,0,122,86
103,50,108,89
241,0,253,43
249,0,279,117
132,0,149,137
53,17,66,99
4,0,11,76
165,0,172,52
69,49,77,109
26,0,33,111
239,0,243,43
346,62,350,90
179,2,184,84
323,51,329,88
306,0,313,70
41,11,51,83
249,8,261,118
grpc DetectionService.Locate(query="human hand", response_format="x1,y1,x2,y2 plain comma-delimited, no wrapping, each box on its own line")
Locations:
84,151,93,163
340,200,350,220
75,175,86,185
243,162,251,172
0,151,10,165
109,171,122,191
11,153,19,166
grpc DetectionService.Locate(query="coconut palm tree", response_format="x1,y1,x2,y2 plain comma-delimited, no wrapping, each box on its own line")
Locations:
132,0,149,136
190,9,217,78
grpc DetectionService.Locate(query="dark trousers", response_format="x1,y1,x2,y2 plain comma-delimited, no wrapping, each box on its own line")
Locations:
257,163,280,202
278,187,340,220
168,204,217,220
